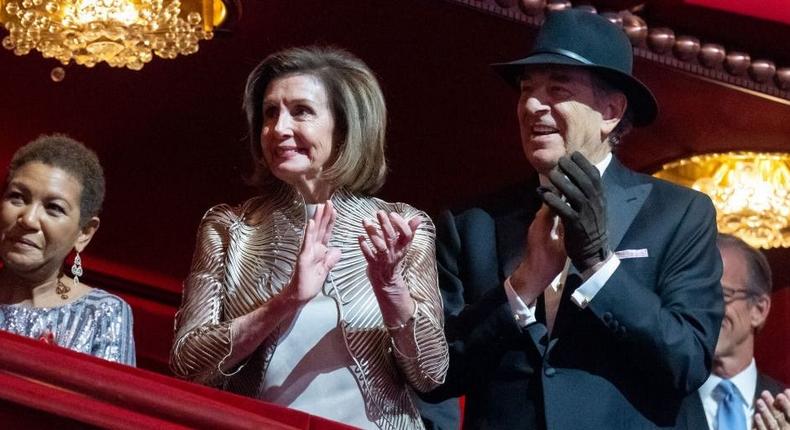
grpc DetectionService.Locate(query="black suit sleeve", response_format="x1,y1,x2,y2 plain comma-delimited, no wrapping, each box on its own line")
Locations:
420,209,525,402
757,372,788,397
585,193,724,397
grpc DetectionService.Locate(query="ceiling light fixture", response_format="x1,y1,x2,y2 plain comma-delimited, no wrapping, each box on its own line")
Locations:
0,0,228,70
655,152,790,249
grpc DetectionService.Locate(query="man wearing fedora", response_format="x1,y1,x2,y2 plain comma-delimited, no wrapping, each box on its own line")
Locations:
421,9,724,429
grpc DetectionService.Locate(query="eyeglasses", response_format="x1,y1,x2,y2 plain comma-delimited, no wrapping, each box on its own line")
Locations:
721,286,759,304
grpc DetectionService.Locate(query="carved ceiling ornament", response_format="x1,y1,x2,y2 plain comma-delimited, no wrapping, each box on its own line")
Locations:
446,0,790,101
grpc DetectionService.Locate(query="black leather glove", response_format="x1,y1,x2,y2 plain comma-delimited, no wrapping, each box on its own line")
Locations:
539,152,610,273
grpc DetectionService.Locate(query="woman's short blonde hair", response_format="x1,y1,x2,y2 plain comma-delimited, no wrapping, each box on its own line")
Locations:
243,46,387,194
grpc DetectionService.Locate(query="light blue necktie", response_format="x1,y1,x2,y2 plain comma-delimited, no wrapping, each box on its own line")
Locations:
716,379,746,430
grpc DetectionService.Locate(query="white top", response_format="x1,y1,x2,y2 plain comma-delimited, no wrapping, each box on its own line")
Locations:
698,359,757,430
260,203,377,429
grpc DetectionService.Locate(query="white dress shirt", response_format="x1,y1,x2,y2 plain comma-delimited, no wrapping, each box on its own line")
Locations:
698,360,758,430
504,152,621,327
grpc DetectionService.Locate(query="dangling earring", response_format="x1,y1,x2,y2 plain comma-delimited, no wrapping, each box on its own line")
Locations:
55,276,71,300
56,251,84,300
71,252,83,287
57,252,82,300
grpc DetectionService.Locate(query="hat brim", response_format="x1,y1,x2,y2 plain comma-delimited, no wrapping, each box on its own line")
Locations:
491,53,658,127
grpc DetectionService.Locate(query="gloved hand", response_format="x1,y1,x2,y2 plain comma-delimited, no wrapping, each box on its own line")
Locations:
539,152,610,273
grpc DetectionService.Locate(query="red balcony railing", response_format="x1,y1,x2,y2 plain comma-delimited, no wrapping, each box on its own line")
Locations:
0,330,355,430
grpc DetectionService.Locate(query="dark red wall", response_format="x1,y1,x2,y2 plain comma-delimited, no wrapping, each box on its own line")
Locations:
1,0,533,280
1,0,788,383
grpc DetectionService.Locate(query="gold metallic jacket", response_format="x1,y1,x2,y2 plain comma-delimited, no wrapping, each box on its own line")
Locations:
170,186,448,430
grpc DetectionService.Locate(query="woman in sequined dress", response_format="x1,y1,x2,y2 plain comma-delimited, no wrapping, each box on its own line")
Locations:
0,135,135,366
171,46,448,429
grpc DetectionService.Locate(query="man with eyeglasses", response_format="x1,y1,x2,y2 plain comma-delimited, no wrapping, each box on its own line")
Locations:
675,233,788,430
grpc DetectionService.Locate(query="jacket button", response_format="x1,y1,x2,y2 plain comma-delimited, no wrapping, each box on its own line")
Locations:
602,312,613,323
545,367,556,377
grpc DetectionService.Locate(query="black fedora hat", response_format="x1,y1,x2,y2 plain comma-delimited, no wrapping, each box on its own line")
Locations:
492,9,658,126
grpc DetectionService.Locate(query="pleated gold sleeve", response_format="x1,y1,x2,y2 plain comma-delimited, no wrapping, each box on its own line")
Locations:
169,202,239,385
170,186,448,430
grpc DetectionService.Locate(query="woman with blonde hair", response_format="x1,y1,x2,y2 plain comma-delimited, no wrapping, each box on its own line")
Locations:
171,46,448,429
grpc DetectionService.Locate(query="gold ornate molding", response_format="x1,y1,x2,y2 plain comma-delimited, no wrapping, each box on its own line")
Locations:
443,0,790,101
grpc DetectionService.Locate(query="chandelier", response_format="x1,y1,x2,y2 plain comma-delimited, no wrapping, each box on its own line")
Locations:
654,152,790,249
0,0,227,70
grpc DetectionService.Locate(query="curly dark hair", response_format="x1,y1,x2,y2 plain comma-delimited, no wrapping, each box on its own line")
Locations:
6,134,105,226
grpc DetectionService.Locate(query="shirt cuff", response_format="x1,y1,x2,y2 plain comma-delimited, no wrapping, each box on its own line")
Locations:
571,254,620,308
504,277,537,328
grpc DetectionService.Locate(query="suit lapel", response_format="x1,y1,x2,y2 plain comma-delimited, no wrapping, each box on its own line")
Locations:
683,393,709,430
492,159,653,337
553,158,652,339
494,158,651,278
756,372,786,397
558,158,652,278
602,157,652,252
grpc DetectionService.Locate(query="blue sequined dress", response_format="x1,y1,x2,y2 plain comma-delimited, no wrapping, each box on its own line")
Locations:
0,288,136,366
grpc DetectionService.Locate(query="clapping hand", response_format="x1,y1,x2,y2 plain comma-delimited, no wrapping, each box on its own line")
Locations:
359,211,421,356
358,211,421,328
539,151,610,273
288,201,342,303
359,211,421,290
510,204,567,303
755,389,790,430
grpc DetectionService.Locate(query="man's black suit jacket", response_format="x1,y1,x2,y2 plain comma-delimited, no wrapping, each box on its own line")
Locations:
674,372,787,429
422,157,725,429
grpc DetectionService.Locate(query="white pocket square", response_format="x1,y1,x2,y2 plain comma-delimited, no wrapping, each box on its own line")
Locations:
615,249,649,259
